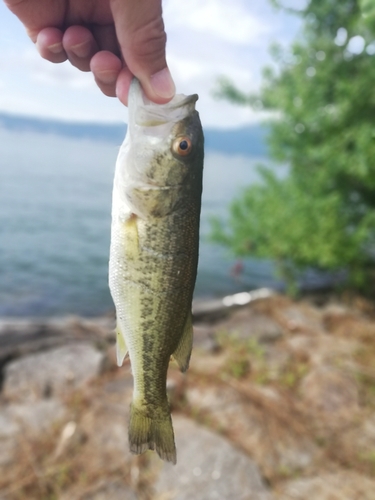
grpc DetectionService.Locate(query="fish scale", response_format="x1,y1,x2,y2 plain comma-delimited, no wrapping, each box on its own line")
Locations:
109,79,204,463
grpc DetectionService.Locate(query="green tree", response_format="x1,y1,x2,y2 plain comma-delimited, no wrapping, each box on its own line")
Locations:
211,0,375,291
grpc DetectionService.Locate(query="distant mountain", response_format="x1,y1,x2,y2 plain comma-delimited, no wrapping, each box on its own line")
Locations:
0,112,269,157
205,125,268,157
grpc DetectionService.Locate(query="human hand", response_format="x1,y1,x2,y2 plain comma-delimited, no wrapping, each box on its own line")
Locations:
4,0,175,105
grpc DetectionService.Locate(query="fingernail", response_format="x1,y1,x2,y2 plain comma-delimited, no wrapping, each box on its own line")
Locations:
48,42,63,54
150,67,175,99
70,41,91,58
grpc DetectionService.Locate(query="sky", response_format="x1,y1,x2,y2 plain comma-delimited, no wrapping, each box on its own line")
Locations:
0,0,304,128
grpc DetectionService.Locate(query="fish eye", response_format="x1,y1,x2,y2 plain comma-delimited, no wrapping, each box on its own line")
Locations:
172,137,193,156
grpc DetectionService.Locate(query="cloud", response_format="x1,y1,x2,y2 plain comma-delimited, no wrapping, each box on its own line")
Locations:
0,0,302,127
17,48,94,89
164,0,271,45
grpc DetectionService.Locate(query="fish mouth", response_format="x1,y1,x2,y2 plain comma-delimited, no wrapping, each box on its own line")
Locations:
128,78,198,128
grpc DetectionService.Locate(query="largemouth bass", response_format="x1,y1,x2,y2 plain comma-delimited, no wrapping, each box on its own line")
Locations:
109,79,204,464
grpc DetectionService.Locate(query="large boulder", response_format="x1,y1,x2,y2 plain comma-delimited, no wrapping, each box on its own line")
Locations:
299,366,359,420
154,416,274,500
278,472,375,500
0,399,67,466
215,307,284,344
60,480,137,500
3,343,104,402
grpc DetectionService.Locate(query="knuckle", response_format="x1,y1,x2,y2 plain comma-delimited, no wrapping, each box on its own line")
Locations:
129,18,167,62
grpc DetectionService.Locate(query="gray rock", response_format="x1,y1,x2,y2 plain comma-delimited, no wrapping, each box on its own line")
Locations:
3,343,104,402
299,366,359,417
278,472,375,500
81,480,137,500
286,332,358,367
0,316,114,364
193,324,220,352
6,399,67,434
186,384,317,478
338,411,375,463
215,308,283,344
60,480,137,500
0,437,18,468
0,399,66,466
78,400,133,472
0,409,19,439
154,416,274,500
281,305,323,333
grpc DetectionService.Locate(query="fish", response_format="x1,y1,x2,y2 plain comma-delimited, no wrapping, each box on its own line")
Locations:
109,78,204,464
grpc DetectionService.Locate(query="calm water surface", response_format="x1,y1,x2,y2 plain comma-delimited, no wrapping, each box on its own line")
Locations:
0,127,279,317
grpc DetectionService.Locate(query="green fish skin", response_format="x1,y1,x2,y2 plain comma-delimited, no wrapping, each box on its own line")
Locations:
109,79,204,464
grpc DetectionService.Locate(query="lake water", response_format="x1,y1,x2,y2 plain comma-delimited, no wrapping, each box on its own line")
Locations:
0,127,282,317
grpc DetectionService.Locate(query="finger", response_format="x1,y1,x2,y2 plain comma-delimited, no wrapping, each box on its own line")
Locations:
90,50,123,97
91,24,120,56
116,67,135,106
4,0,66,42
62,26,99,72
36,27,67,63
110,0,175,104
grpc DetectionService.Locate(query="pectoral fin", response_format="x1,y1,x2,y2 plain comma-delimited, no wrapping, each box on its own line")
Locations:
116,323,128,367
123,213,139,260
172,312,193,372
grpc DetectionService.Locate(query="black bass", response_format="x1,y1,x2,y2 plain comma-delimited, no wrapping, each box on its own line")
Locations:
109,79,204,464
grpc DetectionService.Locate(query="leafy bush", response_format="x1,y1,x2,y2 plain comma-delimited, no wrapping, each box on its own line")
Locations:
211,0,375,292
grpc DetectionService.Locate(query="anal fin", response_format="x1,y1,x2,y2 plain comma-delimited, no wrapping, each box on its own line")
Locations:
116,323,128,367
172,312,193,372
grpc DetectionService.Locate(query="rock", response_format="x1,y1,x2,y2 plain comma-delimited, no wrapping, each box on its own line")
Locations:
0,316,113,364
322,304,375,341
167,369,187,409
193,323,220,352
189,350,229,377
81,480,137,500
154,416,274,500
299,366,359,421
215,308,284,344
0,439,17,469
362,413,375,443
278,472,375,500
336,412,375,469
286,333,359,366
263,345,291,379
186,384,317,479
6,399,67,434
60,480,137,500
3,343,104,402
102,374,133,395
0,399,67,466
280,304,323,334
78,399,133,473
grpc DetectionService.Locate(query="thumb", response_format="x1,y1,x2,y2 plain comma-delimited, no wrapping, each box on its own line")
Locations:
110,0,175,103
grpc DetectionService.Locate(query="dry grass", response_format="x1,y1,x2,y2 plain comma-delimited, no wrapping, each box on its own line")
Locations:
0,374,159,500
1,294,375,497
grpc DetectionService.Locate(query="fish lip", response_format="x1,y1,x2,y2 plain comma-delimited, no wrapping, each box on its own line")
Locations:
128,78,198,127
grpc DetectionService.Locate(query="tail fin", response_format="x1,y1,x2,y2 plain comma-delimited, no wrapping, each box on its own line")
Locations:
128,403,176,464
